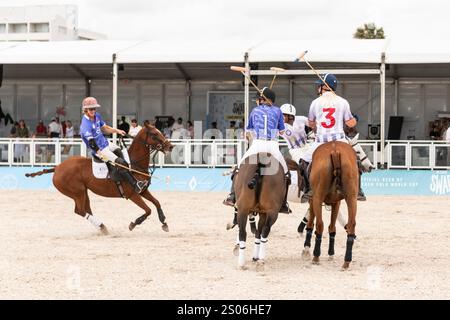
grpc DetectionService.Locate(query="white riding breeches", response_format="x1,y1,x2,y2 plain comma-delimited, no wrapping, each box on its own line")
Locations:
289,144,312,164
301,138,348,163
98,142,121,162
239,139,288,173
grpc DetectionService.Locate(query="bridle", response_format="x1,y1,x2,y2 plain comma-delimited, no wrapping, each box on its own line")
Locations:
123,127,171,176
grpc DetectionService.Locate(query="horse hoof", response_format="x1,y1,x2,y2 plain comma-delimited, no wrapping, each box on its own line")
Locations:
129,222,136,231
100,224,109,235
252,257,259,262
328,255,334,261
161,223,169,232
256,260,265,272
226,222,234,230
342,262,350,270
233,245,239,256
312,256,320,265
302,248,310,260
238,265,248,271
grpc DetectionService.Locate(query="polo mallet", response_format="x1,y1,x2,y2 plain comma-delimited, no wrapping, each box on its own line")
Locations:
230,66,272,105
269,67,285,89
294,50,336,95
98,153,151,178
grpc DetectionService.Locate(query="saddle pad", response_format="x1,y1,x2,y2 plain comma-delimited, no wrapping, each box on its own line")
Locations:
92,159,109,179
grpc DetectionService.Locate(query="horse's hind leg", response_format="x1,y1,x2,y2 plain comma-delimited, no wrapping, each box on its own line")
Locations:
237,211,248,269
256,212,278,271
140,190,167,226
68,189,108,235
252,213,266,262
343,197,357,269
312,197,324,264
328,202,340,258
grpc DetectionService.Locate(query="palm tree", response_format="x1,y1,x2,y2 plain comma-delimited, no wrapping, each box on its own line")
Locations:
353,23,385,39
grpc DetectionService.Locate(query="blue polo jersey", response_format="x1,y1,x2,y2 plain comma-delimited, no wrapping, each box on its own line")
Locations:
247,104,285,140
80,113,109,153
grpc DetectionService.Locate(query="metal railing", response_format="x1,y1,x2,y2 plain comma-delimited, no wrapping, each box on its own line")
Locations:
0,138,449,170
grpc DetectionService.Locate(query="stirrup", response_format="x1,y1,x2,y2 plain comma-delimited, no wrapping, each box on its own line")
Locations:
135,180,149,194
357,191,366,201
301,190,312,203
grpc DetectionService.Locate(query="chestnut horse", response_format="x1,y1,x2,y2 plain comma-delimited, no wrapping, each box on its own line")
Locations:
302,141,358,269
25,125,173,234
233,153,286,270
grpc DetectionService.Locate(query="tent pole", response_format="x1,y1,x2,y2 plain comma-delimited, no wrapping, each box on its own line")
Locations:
112,53,118,144
380,52,386,169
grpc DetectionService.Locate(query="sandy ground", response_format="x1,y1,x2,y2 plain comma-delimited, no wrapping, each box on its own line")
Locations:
0,190,449,300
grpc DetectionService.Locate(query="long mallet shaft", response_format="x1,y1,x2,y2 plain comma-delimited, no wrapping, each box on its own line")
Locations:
295,50,336,95
269,67,285,89
98,154,151,178
230,66,272,105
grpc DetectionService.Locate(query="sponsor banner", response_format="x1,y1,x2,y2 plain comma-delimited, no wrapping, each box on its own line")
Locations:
1,167,449,195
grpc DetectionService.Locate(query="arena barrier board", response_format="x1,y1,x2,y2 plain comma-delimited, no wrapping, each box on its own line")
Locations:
0,167,449,195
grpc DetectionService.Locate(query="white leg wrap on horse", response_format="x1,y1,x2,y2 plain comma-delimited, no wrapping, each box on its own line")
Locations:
238,241,246,266
337,210,347,228
253,239,261,260
259,237,268,260
86,214,103,229
235,233,240,246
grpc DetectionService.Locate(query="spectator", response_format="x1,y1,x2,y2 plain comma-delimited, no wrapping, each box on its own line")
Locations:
61,120,67,138
227,121,237,139
163,121,172,138
430,122,441,140
48,117,61,138
210,121,222,140
143,119,150,127
118,116,130,134
128,119,142,138
65,120,74,139
172,117,184,132
17,119,29,138
10,121,19,138
444,124,450,142
187,120,194,139
35,120,47,137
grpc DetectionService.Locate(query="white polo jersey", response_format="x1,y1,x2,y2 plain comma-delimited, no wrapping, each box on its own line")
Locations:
308,91,353,143
282,116,308,149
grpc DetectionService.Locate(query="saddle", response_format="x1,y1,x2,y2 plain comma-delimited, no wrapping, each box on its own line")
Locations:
91,149,131,198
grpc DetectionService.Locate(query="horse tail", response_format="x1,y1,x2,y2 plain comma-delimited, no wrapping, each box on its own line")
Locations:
330,145,341,187
25,168,55,178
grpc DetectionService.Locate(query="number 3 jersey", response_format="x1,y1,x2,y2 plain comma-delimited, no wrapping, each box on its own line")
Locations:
308,91,354,143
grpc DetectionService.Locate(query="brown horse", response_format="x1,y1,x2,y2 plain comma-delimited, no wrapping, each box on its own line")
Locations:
302,141,358,269
25,125,174,234
233,153,286,270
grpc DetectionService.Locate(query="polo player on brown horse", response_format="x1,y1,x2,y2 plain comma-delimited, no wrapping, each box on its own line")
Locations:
299,74,360,269
230,88,290,269
26,97,173,234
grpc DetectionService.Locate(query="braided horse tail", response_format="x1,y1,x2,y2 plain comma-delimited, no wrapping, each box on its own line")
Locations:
25,168,55,178
330,142,342,193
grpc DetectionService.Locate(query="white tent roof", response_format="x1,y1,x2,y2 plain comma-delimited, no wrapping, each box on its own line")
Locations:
0,39,449,65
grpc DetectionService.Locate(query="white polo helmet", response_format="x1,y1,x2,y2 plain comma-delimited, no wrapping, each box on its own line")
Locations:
280,103,296,116
82,97,101,110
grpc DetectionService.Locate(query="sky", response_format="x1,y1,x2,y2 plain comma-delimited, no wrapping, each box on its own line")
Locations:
0,0,447,42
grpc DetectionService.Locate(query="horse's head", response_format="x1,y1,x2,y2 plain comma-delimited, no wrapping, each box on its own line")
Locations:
134,124,174,154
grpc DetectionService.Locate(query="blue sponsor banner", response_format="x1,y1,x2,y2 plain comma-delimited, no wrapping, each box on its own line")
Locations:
0,167,449,195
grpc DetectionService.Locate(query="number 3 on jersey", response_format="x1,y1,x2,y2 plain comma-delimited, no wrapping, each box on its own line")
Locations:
321,107,336,129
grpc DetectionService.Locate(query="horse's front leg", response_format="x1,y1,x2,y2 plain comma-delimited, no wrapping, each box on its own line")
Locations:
140,190,169,232
328,201,340,258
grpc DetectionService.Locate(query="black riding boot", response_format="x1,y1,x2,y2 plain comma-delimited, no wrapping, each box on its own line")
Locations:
357,171,366,201
279,173,291,214
223,168,237,207
115,158,148,194
300,160,312,203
